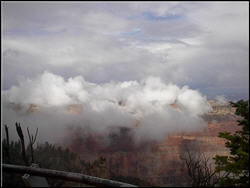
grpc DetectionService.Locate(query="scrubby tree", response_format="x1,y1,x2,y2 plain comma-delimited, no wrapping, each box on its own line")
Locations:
214,100,249,186
180,141,219,187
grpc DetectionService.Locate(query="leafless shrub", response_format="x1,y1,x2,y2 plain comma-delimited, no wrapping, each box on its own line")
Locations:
180,141,219,187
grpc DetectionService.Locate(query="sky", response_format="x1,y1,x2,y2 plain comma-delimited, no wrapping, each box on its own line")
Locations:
1,1,249,100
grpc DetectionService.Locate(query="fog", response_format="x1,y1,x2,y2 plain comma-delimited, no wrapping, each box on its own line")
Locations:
2,71,212,145
215,95,228,104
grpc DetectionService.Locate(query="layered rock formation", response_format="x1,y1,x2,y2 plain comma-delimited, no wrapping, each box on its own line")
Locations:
67,104,83,114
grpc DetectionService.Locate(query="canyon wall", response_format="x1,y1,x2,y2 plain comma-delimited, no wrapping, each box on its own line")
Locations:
65,101,240,186
6,100,240,186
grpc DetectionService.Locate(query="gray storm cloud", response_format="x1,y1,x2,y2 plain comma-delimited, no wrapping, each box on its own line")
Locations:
2,71,212,144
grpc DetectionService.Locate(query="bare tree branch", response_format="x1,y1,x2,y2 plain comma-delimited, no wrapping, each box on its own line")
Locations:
180,142,219,187
27,127,38,163
4,125,10,163
15,122,29,166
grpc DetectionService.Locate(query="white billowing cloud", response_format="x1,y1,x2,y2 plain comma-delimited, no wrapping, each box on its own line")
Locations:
5,71,72,106
2,72,212,143
176,88,209,116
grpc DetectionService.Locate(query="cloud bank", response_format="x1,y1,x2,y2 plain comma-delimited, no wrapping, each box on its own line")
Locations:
215,95,228,104
2,72,212,144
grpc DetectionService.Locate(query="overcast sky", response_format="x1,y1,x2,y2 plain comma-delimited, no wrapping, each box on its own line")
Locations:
1,1,249,100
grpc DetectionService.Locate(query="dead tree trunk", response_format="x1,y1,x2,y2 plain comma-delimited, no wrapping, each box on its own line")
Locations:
16,122,29,166
27,127,38,163
4,125,10,163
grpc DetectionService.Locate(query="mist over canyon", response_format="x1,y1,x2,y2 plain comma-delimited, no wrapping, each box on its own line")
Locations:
2,71,212,145
1,72,240,186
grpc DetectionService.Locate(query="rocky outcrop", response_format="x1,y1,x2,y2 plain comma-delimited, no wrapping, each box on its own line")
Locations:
208,100,236,115
67,104,83,114
26,104,40,113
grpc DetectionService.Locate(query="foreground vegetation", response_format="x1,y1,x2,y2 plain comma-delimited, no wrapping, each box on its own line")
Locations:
2,124,150,187
181,100,249,187
214,100,249,186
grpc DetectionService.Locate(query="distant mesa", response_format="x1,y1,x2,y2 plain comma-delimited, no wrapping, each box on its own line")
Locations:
208,100,236,115
170,100,180,110
67,104,83,114
135,119,141,127
208,100,216,105
118,100,126,107
26,104,40,114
